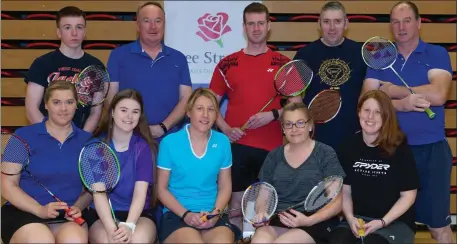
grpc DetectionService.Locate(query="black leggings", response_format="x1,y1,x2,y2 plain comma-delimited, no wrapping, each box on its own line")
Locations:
328,227,390,244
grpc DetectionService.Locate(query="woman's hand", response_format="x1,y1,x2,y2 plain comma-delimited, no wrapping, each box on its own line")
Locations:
279,209,314,228
198,210,219,229
252,211,269,228
183,212,204,227
112,224,133,243
64,205,82,221
363,219,384,236
347,216,363,238
37,202,68,219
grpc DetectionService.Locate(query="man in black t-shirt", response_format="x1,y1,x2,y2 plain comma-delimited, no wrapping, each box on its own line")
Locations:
25,6,104,132
291,1,366,150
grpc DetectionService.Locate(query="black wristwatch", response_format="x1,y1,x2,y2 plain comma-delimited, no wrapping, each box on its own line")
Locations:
271,109,279,121
159,122,168,134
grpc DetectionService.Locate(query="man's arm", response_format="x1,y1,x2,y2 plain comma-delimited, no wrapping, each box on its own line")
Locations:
25,82,45,124
361,78,407,111
214,95,231,133
378,69,452,106
104,82,119,111
361,78,431,113
161,84,192,130
410,69,452,105
360,78,380,98
83,104,103,133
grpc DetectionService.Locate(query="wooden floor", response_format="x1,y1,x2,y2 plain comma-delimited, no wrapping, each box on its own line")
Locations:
414,231,457,243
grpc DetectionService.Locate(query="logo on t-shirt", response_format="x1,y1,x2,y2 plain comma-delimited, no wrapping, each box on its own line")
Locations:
318,59,351,87
353,159,390,177
47,66,82,85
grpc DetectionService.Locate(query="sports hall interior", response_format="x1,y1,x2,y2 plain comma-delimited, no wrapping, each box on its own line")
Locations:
1,0,456,243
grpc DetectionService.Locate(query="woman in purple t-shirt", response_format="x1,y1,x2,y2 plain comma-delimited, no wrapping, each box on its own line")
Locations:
84,89,158,243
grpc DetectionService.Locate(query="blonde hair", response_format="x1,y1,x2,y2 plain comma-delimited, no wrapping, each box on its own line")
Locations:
44,80,77,103
186,88,220,113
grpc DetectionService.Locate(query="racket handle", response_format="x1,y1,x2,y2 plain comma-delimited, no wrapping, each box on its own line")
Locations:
74,216,85,225
240,122,248,132
200,214,217,222
357,218,365,237
424,108,436,119
64,208,85,225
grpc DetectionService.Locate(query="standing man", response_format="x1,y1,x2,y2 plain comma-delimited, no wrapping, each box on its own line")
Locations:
25,6,104,132
362,1,454,243
105,2,192,140
209,2,292,231
291,1,366,150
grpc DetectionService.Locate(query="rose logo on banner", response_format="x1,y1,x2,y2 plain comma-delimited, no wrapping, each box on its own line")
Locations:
196,13,232,48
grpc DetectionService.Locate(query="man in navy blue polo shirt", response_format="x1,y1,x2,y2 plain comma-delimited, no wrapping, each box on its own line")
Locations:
105,2,192,140
362,2,454,243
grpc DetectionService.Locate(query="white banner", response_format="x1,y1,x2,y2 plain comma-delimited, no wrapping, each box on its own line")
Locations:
164,1,259,84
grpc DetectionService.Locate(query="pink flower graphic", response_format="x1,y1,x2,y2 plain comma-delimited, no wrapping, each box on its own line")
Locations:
196,12,232,48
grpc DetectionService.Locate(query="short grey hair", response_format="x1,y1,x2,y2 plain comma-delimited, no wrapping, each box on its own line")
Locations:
136,1,165,18
320,1,347,18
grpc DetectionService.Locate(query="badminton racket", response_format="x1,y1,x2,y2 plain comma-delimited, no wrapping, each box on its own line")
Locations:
308,89,342,124
1,132,85,225
78,140,120,228
76,64,110,108
201,181,278,224
241,60,313,131
260,175,343,225
361,36,435,119
308,58,351,124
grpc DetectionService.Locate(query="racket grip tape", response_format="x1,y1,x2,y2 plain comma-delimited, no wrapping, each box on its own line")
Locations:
357,218,365,237
64,208,85,225
424,108,436,119
200,214,217,222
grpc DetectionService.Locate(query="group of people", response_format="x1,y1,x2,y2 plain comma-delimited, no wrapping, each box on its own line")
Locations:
1,1,455,244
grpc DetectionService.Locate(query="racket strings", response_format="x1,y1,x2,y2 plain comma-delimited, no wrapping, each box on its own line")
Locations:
362,38,398,70
304,177,343,211
242,183,277,223
1,133,29,175
79,143,119,192
275,61,313,96
309,90,341,122
77,66,109,105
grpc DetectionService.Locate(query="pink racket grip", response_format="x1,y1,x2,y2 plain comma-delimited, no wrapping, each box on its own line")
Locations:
65,208,85,225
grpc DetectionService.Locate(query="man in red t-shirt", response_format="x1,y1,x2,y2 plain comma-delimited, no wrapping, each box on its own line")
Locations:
209,2,296,231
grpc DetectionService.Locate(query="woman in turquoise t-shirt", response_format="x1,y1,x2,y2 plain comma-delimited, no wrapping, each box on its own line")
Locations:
157,88,236,243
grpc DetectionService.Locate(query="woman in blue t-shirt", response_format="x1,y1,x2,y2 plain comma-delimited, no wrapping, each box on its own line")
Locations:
85,89,158,243
1,81,92,244
156,88,236,243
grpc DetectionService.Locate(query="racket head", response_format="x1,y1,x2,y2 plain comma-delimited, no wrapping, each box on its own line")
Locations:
274,60,313,97
78,141,120,193
304,175,343,212
361,36,398,70
1,132,30,175
76,65,110,107
241,182,278,225
308,89,342,124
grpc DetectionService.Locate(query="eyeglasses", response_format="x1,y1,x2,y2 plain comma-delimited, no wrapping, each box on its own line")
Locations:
282,119,310,129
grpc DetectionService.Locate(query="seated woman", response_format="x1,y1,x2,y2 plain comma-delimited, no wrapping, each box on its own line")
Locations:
251,102,346,244
329,90,420,244
85,89,158,243
157,88,236,243
1,80,91,244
